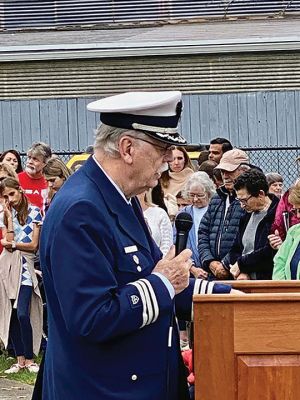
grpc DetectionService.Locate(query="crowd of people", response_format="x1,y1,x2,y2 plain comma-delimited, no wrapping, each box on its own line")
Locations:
0,143,71,376
0,91,299,400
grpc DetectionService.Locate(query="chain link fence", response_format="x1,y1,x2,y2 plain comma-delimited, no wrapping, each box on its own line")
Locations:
244,147,300,189
19,147,300,190
19,152,77,168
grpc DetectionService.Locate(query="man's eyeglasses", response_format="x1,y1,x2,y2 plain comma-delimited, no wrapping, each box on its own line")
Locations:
237,195,253,205
128,135,175,155
187,192,207,200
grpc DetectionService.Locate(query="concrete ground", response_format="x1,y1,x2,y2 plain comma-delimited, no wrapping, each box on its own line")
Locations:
0,378,33,400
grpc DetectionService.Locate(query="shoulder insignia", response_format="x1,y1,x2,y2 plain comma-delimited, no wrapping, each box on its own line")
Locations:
130,295,140,305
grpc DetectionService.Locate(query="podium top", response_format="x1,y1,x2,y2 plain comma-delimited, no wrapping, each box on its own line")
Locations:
193,292,300,303
219,280,300,288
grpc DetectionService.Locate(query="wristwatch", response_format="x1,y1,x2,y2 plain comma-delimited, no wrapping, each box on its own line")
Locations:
11,240,16,250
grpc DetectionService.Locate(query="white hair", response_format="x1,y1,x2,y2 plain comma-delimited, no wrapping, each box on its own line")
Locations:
183,171,216,200
93,124,151,158
28,142,52,163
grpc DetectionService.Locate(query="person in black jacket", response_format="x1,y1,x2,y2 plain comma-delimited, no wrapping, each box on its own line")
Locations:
229,169,279,280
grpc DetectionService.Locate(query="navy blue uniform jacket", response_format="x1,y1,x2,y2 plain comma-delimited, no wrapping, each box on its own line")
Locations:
40,156,231,400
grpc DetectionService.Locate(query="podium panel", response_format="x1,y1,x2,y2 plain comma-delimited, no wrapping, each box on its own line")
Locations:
238,355,300,400
193,293,300,400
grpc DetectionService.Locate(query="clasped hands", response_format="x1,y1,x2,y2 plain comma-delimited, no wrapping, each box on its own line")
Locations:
209,261,230,279
1,238,14,252
267,229,282,250
229,262,250,280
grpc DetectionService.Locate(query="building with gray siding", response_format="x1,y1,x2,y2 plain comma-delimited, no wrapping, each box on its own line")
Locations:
0,4,299,182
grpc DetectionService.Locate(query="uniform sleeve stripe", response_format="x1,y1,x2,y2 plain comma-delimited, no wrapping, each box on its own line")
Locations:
128,278,159,327
191,278,201,321
200,280,208,294
207,281,215,294
138,280,154,325
140,278,159,323
193,278,201,298
129,281,148,328
191,279,213,321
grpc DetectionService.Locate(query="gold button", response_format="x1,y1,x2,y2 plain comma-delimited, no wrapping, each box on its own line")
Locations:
131,374,138,381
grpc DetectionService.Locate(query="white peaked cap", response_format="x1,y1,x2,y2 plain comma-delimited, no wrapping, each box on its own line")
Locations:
87,91,187,145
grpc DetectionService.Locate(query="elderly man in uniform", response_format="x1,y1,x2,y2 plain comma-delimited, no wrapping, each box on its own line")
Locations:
39,91,237,400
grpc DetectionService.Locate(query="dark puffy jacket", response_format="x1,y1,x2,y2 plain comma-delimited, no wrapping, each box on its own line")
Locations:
198,187,245,271
228,194,279,280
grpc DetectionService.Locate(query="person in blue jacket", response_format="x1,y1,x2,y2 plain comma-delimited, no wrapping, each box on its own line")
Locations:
39,91,236,400
173,171,216,278
198,149,249,280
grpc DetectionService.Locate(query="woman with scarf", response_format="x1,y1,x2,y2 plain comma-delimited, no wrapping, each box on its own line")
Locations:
160,146,194,220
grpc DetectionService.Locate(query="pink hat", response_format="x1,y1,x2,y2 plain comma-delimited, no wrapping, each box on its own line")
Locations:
215,149,249,172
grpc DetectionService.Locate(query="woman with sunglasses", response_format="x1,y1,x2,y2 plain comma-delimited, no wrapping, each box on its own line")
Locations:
272,181,300,280
0,177,43,374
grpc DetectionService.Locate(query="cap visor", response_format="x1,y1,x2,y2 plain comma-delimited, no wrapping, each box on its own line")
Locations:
215,163,238,172
145,131,187,146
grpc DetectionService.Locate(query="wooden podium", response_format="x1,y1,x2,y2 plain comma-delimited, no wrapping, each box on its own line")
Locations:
220,280,300,293
193,292,300,400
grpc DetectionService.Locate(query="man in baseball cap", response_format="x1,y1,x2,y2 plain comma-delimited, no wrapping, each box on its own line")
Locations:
198,148,250,280
214,148,249,191
215,148,249,172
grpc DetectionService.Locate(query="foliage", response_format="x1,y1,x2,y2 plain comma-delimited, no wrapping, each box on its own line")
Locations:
0,353,42,385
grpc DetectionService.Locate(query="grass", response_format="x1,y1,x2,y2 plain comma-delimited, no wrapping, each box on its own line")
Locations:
0,353,42,385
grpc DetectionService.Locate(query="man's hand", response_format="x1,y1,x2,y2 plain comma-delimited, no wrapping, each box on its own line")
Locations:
3,201,12,219
208,260,222,275
153,245,192,294
190,266,208,279
209,261,230,279
1,238,12,249
268,229,282,250
230,262,240,279
230,289,246,295
35,269,43,278
236,272,250,280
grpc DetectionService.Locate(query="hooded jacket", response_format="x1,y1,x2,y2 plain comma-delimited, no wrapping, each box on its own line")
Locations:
271,189,300,240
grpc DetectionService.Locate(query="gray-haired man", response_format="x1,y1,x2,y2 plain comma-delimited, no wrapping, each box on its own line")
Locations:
18,142,52,212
